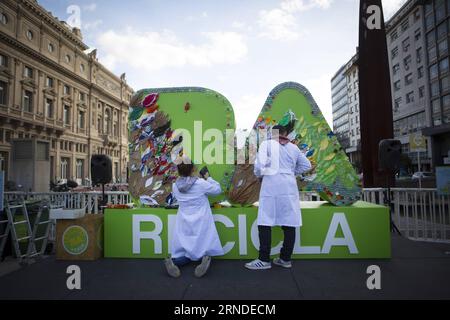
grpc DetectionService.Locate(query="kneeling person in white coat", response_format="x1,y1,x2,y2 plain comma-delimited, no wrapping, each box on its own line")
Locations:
164,157,224,278
245,125,312,270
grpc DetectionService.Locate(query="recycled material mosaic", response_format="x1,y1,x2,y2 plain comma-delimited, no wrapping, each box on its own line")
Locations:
128,87,235,206
250,82,361,206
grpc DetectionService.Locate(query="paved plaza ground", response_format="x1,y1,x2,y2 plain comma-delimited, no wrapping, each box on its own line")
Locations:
0,235,449,300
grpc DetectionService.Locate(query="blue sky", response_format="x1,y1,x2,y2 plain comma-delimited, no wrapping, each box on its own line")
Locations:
39,0,407,129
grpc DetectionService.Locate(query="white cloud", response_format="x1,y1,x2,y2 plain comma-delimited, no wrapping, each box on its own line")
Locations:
83,3,97,12
258,0,333,41
233,93,267,130
303,75,333,126
232,21,253,32
185,11,209,22
96,28,248,71
232,75,333,130
381,0,408,19
232,21,246,29
82,19,103,31
258,8,301,41
281,0,333,13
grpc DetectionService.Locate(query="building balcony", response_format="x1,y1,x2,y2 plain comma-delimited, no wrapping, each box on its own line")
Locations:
0,105,66,136
102,134,119,147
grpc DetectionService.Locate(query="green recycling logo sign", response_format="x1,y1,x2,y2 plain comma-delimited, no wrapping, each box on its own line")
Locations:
63,225,89,255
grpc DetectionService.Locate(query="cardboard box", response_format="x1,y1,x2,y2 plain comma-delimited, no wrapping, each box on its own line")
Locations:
56,214,104,261
50,207,86,220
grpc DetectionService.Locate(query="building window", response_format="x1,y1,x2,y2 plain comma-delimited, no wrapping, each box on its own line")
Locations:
401,19,409,32
439,58,449,74
45,98,54,118
406,91,415,104
80,64,85,73
23,90,33,112
105,109,111,134
78,110,85,129
437,22,447,39
394,80,401,91
79,92,85,102
419,86,425,98
405,73,413,85
76,159,84,180
394,97,402,112
114,162,119,182
26,30,33,41
0,81,7,105
430,63,439,79
391,47,399,59
436,2,446,23
438,39,448,57
24,66,33,78
427,32,435,47
432,98,441,114
0,54,7,67
46,77,54,88
402,37,410,52
443,94,450,114
0,13,8,25
5,130,11,142
431,81,440,97
441,76,450,93
425,14,435,31
65,54,71,63
418,66,424,79
413,9,420,22
414,29,421,42
425,3,433,15
48,43,54,53
60,157,70,180
392,63,400,75
63,105,70,125
429,47,438,63
416,47,423,63
390,30,398,42
64,85,71,95
403,55,412,70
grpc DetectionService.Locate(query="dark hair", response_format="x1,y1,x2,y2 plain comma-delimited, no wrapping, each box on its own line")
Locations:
177,163,194,177
272,125,288,136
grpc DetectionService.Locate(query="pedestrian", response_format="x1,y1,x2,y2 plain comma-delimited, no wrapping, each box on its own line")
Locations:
164,155,224,278
245,125,312,270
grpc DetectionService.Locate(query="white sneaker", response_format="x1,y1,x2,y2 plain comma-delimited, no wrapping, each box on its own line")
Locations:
273,258,292,269
245,259,272,270
194,256,211,278
164,258,181,278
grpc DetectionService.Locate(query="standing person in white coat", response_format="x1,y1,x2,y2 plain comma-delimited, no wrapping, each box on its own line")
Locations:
164,155,224,278
245,125,312,270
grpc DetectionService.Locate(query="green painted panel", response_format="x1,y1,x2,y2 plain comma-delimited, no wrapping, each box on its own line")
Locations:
104,202,391,260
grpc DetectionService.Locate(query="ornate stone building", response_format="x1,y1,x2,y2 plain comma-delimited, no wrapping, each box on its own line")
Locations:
0,0,133,186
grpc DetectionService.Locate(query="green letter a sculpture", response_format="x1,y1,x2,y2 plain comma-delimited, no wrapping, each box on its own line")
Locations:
230,82,362,206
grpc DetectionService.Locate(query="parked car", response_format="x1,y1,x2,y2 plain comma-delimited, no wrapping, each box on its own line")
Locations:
412,172,435,180
396,172,412,180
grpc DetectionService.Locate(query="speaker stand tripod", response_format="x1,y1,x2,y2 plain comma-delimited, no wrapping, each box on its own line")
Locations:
100,183,107,214
385,173,402,236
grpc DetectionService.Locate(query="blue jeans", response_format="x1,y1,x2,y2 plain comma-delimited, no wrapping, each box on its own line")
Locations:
172,257,198,267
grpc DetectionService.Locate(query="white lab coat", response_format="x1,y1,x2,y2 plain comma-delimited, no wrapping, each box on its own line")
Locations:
254,139,312,227
171,177,224,260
